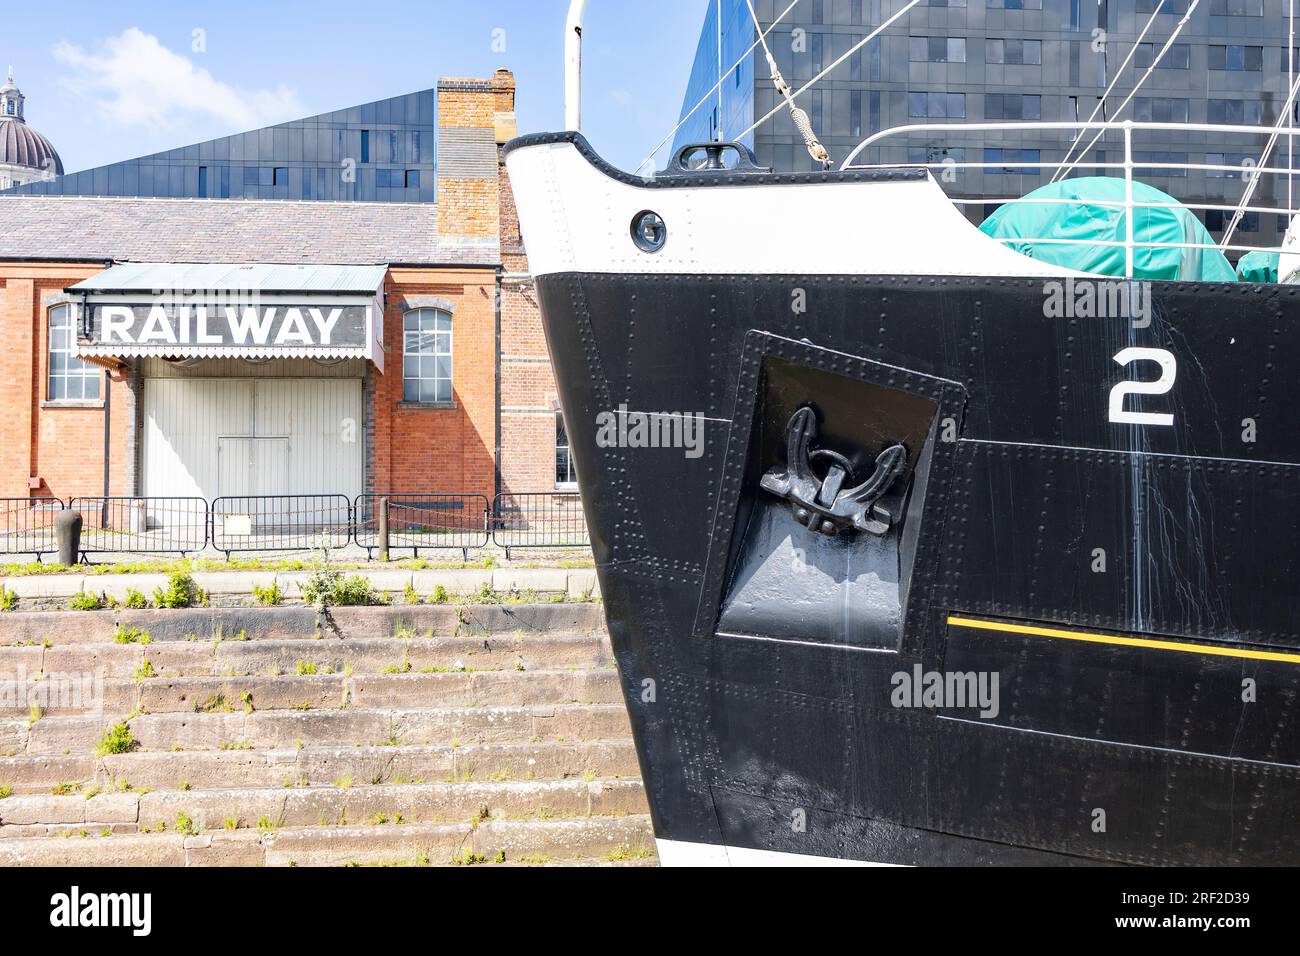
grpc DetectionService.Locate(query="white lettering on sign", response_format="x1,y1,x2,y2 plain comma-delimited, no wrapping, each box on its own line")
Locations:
1108,346,1177,427
309,307,342,344
138,306,177,344
87,302,368,349
275,308,312,345
102,306,134,343
227,306,276,345
195,307,222,345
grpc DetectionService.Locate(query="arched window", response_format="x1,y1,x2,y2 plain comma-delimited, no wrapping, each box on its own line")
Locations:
401,308,452,403
48,304,101,401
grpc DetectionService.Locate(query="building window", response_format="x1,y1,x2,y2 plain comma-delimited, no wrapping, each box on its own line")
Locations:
1206,152,1253,178
1134,43,1190,69
47,305,101,402
987,39,1041,64
360,129,371,164
1210,0,1263,14
405,169,420,188
909,92,966,118
555,412,577,488
1209,99,1264,125
198,166,208,196
273,167,288,186
402,308,452,403
1137,0,1188,10
985,94,1041,120
1209,45,1264,71
987,0,1042,8
984,147,1040,174
1135,150,1189,177
1132,97,1190,123
910,37,966,63
243,167,261,185
1205,209,1258,232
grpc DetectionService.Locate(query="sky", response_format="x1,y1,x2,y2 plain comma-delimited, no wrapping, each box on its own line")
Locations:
5,0,708,176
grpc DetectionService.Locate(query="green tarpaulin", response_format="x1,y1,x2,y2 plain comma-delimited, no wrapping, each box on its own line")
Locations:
979,177,1237,282
1235,250,1279,283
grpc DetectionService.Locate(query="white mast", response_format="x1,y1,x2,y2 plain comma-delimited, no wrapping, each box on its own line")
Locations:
565,0,589,131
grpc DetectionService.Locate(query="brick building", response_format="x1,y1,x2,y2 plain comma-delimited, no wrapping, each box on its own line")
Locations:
0,70,566,536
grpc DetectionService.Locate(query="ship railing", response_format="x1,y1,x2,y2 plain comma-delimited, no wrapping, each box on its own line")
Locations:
841,120,1300,276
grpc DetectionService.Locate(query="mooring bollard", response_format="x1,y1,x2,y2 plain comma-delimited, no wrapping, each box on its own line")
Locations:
55,509,82,566
378,497,389,562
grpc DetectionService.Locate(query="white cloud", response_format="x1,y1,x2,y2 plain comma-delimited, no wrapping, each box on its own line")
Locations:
52,28,303,131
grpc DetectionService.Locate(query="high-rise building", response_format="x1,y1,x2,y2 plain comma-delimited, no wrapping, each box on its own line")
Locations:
3,87,438,202
675,0,1300,250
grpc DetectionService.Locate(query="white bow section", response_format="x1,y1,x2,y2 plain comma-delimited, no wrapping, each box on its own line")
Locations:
506,140,1081,279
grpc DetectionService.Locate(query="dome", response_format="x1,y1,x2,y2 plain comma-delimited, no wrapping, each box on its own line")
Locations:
0,120,62,174
0,66,62,177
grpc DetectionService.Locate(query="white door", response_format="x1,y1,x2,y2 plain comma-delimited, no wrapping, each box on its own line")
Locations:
143,379,363,500
216,437,291,497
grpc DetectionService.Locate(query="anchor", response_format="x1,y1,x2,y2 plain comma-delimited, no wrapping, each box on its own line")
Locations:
759,406,908,537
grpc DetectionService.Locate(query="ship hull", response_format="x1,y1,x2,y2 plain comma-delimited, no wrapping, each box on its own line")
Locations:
537,269,1300,867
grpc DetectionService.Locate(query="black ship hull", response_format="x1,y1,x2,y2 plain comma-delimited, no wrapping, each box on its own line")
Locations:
507,133,1300,866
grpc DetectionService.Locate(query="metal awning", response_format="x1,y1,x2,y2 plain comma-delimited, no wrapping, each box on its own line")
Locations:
67,262,387,370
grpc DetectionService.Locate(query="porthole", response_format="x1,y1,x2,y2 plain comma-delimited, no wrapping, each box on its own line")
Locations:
630,210,667,253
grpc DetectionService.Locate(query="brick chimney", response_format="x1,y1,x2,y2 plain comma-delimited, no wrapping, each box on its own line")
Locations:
436,70,516,238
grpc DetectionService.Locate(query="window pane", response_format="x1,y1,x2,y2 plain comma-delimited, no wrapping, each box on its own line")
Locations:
436,355,451,380
403,379,419,402
436,379,451,403
84,373,101,400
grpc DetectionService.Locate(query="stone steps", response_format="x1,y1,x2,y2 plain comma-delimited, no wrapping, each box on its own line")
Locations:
9,703,632,754
0,815,655,867
0,739,640,793
2,668,622,717
0,601,655,867
0,633,612,679
0,778,647,835
0,603,604,646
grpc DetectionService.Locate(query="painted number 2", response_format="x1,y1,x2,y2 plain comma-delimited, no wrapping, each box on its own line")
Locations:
1108,347,1176,427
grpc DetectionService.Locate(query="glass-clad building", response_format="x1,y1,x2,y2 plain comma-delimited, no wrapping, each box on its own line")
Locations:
675,0,1300,250
3,89,438,203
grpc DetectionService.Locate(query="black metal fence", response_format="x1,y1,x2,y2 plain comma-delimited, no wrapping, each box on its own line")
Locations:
492,492,588,550
70,496,208,556
0,497,65,557
356,494,490,557
211,494,352,556
0,491,588,560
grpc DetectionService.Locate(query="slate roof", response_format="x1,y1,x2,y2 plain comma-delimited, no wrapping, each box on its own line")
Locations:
0,195,498,267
